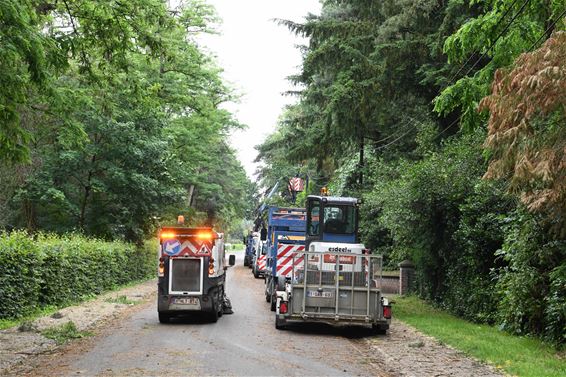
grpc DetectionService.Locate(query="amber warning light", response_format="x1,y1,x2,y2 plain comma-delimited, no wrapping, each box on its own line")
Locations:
197,232,214,241
160,231,176,239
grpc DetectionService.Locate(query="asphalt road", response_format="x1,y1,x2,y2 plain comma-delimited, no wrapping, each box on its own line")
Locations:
28,253,386,376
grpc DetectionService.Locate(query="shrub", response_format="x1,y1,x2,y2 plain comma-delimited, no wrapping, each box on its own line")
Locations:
496,212,566,348
0,231,156,319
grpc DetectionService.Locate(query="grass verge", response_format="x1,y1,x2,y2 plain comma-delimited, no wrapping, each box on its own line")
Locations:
41,321,93,345
393,295,565,377
105,295,140,305
0,277,152,331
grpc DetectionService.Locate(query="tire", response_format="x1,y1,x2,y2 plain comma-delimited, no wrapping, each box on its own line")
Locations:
158,312,170,324
209,300,219,323
217,289,224,318
372,324,388,335
265,277,272,302
243,256,249,267
275,315,286,330
270,297,276,311
253,267,260,279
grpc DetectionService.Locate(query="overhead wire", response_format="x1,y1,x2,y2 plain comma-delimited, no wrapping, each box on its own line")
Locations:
527,7,566,51
446,0,522,85
460,0,533,79
376,0,535,151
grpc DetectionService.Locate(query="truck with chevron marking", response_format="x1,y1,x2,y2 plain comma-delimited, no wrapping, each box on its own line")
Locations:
157,225,235,323
263,206,307,311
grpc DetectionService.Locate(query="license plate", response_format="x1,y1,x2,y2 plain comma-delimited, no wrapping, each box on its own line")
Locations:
307,290,333,298
173,297,199,305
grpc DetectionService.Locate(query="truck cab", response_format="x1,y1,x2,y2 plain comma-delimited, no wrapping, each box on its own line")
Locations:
243,232,258,267
157,226,235,323
305,195,359,248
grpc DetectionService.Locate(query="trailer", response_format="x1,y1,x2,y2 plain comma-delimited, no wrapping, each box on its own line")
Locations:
157,226,235,323
274,196,391,332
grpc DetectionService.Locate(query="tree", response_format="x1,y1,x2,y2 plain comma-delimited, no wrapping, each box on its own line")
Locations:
480,31,566,235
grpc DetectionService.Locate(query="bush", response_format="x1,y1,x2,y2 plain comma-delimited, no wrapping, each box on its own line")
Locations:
0,231,156,319
496,212,566,347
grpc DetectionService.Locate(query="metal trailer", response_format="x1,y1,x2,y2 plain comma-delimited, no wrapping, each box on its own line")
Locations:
157,226,235,323
274,251,391,332
263,207,306,311
274,195,392,331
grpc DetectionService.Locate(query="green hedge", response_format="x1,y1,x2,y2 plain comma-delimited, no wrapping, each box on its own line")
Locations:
0,231,156,319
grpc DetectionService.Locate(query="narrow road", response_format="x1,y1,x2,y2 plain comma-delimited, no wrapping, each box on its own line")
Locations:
27,254,386,376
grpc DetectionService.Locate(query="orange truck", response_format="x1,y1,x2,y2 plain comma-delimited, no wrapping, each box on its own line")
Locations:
157,226,235,323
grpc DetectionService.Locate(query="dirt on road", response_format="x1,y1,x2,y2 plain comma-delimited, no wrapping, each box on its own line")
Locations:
1,271,503,377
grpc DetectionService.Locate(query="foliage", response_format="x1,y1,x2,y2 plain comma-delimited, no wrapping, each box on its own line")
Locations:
480,31,566,236
0,0,253,241
496,212,566,346
0,231,156,319
435,0,566,130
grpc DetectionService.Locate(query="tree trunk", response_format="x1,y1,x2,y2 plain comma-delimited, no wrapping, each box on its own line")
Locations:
359,135,364,185
79,155,96,229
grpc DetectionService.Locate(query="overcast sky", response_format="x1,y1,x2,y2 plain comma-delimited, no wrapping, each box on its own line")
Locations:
198,0,322,179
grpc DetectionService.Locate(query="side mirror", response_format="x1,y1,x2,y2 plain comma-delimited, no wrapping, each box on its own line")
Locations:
229,254,236,266
260,228,267,241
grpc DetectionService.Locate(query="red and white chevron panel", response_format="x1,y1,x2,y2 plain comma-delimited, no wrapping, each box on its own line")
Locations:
276,244,305,277
257,255,266,272
161,238,212,258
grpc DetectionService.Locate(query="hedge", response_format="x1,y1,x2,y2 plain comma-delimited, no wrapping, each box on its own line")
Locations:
0,231,157,319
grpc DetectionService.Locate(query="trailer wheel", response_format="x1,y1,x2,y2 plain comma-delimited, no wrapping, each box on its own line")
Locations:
270,297,276,311
253,266,260,279
244,256,249,267
372,324,388,335
275,315,286,330
158,312,170,324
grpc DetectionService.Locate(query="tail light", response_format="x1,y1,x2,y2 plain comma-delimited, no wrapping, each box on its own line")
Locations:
383,305,392,319
208,257,215,275
279,302,288,314
158,257,165,277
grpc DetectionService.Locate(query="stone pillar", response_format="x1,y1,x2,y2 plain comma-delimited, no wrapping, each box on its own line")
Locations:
398,260,415,295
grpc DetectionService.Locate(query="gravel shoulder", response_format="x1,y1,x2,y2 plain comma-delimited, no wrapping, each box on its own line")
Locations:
355,319,503,377
0,279,156,375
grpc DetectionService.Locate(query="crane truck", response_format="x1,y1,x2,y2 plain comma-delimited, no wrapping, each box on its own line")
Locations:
263,206,307,311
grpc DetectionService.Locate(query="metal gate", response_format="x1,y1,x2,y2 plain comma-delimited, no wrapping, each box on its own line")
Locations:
289,252,383,321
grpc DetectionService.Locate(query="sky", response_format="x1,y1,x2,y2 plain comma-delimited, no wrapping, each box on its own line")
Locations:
198,0,322,179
